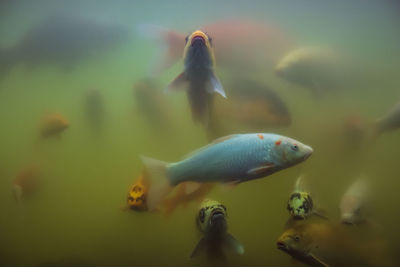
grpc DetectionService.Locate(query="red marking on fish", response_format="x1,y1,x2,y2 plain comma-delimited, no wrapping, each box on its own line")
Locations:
275,140,282,146
258,134,264,140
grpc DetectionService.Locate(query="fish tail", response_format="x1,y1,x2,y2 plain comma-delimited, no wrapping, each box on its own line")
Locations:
188,83,213,126
162,198,177,216
141,156,174,211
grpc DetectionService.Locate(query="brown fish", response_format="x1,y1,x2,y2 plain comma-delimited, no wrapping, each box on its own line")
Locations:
12,164,41,202
39,113,69,139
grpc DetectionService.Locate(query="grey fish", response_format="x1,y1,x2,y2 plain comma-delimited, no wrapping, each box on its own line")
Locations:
0,16,132,81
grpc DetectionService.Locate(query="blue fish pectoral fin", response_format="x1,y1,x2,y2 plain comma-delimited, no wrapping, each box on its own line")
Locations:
220,180,241,192
308,253,330,267
208,72,227,98
190,237,207,258
166,72,187,93
223,234,244,255
247,163,275,176
183,181,202,195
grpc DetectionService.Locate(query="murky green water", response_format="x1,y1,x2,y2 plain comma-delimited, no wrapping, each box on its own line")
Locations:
1,1,400,266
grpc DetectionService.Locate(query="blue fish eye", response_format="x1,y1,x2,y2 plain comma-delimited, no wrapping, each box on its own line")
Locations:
291,144,299,151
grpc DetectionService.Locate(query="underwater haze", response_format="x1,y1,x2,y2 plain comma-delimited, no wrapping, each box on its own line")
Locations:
1,0,400,266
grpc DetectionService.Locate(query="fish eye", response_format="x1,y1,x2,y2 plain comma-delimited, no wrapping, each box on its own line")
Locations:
294,236,300,242
221,205,227,211
291,144,299,151
185,35,189,43
128,197,134,202
199,209,205,223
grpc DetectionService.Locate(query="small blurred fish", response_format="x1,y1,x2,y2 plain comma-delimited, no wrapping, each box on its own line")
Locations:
277,220,393,267
133,78,170,128
12,164,41,202
373,101,400,137
162,182,214,216
39,113,69,139
85,88,104,133
287,176,326,220
126,171,151,211
210,79,291,136
137,19,293,75
142,133,313,210
340,177,369,225
275,47,344,96
191,199,244,260
342,114,368,149
0,16,131,81
167,30,226,126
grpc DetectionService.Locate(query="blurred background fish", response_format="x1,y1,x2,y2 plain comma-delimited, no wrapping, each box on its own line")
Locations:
39,112,69,139
0,16,132,81
84,88,104,134
12,163,41,203
209,79,291,138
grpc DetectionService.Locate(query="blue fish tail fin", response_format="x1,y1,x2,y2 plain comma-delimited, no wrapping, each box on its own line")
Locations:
141,156,174,211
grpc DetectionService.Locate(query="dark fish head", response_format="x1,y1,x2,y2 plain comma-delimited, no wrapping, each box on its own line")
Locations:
191,35,206,46
197,199,227,234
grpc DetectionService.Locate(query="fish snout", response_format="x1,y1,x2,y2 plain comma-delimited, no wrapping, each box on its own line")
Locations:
276,241,289,252
303,145,313,160
191,35,206,46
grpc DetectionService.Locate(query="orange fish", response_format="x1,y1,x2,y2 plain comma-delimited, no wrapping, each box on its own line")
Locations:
126,171,151,211
162,182,214,216
39,113,69,138
12,164,41,202
137,19,293,75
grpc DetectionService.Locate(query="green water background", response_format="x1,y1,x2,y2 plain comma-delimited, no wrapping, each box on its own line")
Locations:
0,0,400,266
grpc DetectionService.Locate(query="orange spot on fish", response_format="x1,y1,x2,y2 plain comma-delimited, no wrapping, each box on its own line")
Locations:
275,140,282,146
258,134,264,140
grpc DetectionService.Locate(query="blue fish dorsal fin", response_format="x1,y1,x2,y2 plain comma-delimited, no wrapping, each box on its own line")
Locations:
182,134,241,159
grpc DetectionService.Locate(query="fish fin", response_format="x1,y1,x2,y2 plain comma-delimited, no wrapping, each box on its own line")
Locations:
183,182,202,195
166,72,187,93
309,253,330,267
247,163,275,176
223,234,245,255
294,175,305,191
209,73,227,98
13,184,23,203
141,156,173,211
182,135,241,159
220,180,241,192
190,237,207,258
313,209,329,220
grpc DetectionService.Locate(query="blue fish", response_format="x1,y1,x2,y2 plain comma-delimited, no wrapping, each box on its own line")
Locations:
142,133,313,210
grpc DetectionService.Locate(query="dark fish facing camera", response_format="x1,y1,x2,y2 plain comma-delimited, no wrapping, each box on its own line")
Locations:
0,16,131,80
85,88,104,133
191,199,244,260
